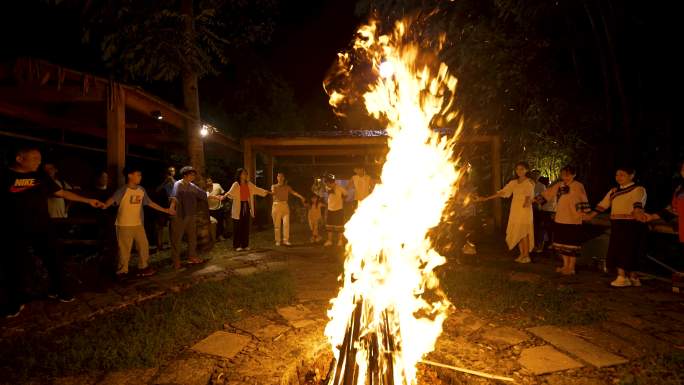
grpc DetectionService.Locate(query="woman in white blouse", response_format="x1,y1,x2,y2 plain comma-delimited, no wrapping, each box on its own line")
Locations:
584,166,647,287
478,161,535,263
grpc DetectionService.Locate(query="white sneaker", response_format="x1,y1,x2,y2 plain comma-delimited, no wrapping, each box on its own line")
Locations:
275,242,281,247
515,256,531,264
631,277,642,287
235,247,243,251
283,241,291,246
611,276,632,287
244,247,251,251
324,240,333,247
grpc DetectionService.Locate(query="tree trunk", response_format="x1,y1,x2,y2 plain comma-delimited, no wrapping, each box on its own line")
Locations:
181,0,205,175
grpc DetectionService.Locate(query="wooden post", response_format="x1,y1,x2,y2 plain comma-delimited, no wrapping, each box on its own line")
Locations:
264,153,274,187
491,135,502,230
107,84,126,188
243,139,256,182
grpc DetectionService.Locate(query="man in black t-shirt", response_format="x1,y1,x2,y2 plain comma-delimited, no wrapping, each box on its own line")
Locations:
0,147,104,318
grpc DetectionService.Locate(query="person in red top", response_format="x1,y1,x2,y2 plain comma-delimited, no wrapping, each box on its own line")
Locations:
642,161,684,248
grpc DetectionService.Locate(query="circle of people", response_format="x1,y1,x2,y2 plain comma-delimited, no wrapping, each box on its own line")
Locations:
475,161,684,289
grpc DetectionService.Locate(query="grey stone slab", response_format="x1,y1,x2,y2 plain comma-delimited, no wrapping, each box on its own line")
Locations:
519,345,583,374
290,319,319,329
191,331,251,359
233,266,260,276
528,325,628,368
567,325,645,359
190,264,225,276
277,304,312,322
482,326,529,346
254,324,291,340
600,321,671,354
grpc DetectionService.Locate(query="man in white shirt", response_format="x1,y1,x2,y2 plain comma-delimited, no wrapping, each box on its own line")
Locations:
104,166,174,279
205,176,226,240
351,166,373,210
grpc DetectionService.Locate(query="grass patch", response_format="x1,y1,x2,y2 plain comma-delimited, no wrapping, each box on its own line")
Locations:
441,268,607,326
618,352,684,385
0,270,295,382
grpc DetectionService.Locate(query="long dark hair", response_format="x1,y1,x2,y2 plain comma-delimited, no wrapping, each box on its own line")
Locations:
234,168,247,183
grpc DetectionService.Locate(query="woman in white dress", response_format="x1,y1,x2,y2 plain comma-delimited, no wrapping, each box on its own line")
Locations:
477,161,535,263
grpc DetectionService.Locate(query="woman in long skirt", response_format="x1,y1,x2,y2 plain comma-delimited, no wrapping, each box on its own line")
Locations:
478,161,535,263
584,166,647,287
223,168,270,251
536,165,590,275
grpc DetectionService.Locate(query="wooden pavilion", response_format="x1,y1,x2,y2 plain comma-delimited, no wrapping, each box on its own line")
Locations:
0,58,240,186
243,131,504,228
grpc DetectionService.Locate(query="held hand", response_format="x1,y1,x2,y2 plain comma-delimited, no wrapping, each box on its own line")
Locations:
167,207,176,216
582,212,596,221
89,199,105,209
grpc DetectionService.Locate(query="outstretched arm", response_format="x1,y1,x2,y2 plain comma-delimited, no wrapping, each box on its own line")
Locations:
148,200,175,215
55,189,104,208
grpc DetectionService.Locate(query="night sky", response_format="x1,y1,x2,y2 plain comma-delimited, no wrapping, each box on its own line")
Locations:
0,0,360,113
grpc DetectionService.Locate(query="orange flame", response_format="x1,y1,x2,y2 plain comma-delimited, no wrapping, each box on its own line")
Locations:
325,19,463,384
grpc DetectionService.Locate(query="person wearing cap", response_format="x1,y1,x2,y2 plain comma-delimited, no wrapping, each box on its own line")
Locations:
169,166,208,269
324,174,348,247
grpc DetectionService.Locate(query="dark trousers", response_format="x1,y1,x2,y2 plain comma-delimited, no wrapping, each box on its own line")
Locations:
233,202,251,249
1,229,63,312
210,209,226,238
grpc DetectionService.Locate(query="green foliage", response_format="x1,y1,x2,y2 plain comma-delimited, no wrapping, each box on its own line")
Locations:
0,270,295,382
80,0,277,81
355,0,600,177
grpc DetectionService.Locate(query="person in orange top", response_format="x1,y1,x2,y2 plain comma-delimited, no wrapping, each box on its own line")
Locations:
223,168,270,251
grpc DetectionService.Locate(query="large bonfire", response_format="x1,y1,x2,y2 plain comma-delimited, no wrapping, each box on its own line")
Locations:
323,19,464,384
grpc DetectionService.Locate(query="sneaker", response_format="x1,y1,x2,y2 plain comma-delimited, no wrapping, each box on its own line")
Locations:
275,242,281,247
515,256,531,264
324,240,333,247
4,304,25,319
631,277,642,287
283,241,291,246
244,247,251,251
611,276,632,287
137,267,157,277
235,247,243,251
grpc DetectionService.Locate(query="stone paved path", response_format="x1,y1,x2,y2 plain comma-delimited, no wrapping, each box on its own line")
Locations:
10,237,684,385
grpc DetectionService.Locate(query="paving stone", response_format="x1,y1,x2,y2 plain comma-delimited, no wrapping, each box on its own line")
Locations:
191,331,251,359
528,325,628,368
254,324,291,340
277,304,312,322
600,321,671,354
232,252,271,262
154,357,215,385
233,266,260,276
190,264,226,276
290,319,319,329
519,345,583,374
482,326,529,346
544,374,608,385
97,368,157,385
445,310,484,335
297,289,336,301
567,325,645,359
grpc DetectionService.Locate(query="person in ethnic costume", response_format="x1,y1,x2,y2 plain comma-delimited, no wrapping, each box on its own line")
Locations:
535,165,591,275
478,161,535,263
585,166,647,287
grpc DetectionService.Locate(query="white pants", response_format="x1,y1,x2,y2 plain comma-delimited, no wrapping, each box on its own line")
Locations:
116,225,150,274
272,201,290,242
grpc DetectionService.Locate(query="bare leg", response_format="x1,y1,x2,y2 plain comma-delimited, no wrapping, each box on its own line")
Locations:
617,268,626,277
520,235,530,257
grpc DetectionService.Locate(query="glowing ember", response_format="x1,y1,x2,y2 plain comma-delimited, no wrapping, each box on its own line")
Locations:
324,19,463,385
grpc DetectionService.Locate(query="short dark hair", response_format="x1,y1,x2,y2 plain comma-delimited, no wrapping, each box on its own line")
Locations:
515,161,530,170
234,168,246,182
180,166,196,176
616,166,636,175
560,165,576,175
324,174,336,184
123,165,142,176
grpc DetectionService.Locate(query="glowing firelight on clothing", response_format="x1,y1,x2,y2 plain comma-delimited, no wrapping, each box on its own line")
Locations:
324,19,463,384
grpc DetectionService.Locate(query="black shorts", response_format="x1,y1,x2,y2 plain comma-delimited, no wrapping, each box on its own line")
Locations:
326,209,345,232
